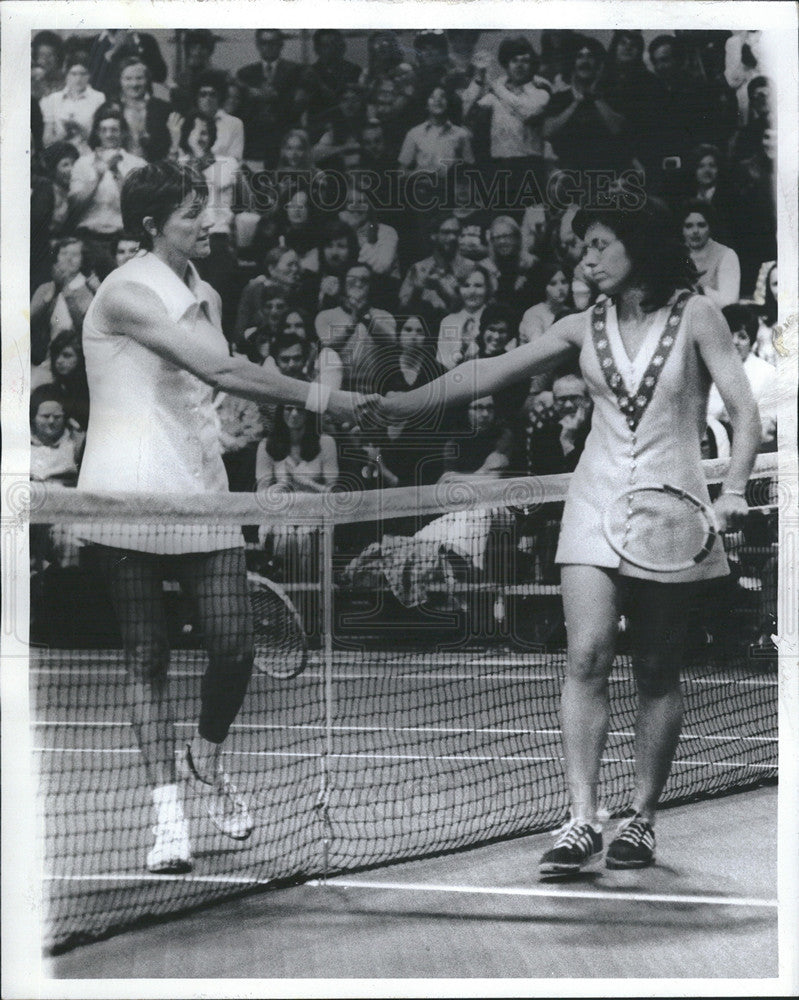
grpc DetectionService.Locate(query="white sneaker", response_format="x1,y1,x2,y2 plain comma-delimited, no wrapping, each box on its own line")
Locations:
147,814,192,874
183,743,254,841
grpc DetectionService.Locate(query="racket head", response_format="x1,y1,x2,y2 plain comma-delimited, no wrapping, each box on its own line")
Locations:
602,483,719,574
247,571,308,679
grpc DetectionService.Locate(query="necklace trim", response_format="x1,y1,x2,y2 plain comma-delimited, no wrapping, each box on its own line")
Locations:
591,292,691,431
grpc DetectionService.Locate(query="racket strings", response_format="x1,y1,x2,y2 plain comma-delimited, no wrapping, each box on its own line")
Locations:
608,488,713,571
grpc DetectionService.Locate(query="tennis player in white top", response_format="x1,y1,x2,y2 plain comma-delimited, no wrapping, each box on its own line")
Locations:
79,161,374,873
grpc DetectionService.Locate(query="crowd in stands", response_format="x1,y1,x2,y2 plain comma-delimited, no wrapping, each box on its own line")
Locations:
30,27,780,587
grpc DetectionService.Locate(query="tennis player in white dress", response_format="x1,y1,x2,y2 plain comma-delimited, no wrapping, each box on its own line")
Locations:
79,161,373,873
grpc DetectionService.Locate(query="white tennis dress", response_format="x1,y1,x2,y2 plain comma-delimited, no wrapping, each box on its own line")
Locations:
78,251,242,553
556,293,730,583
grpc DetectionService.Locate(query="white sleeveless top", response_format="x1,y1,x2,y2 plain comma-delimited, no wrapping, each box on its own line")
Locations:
77,251,242,553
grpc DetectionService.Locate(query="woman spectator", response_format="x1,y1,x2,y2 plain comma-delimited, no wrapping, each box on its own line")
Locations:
68,103,146,273
752,261,778,364
436,264,493,369
30,384,85,487
519,261,573,345
236,246,303,346
31,328,91,431
265,180,320,271
302,218,360,311
274,128,317,199
30,237,95,366
255,404,338,582
40,53,106,154
681,200,740,309
372,313,451,488
677,144,735,247
41,140,80,237
116,56,172,162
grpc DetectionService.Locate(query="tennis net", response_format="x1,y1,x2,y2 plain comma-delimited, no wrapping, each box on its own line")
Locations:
27,456,780,952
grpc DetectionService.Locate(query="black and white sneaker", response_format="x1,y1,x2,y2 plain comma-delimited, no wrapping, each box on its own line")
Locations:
539,819,603,875
605,815,655,869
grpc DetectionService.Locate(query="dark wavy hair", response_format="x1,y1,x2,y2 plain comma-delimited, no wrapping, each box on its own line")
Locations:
266,402,322,464
572,206,697,312
122,161,209,250
88,102,131,151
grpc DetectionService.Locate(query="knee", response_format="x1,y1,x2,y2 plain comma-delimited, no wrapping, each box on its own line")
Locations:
566,638,614,688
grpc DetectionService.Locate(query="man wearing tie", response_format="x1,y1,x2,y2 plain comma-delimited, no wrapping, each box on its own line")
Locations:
236,29,303,171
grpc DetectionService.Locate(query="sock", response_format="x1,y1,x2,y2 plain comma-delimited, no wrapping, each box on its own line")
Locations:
152,783,184,826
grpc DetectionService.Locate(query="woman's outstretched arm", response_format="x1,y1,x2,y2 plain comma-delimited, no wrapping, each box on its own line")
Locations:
375,312,583,424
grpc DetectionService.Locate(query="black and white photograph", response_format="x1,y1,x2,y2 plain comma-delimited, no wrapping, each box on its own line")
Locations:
1,2,797,996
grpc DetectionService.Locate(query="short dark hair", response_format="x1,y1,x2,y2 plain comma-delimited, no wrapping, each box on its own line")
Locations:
270,332,310,361
318,218,359,264
49,328,84,368
572,205,697,312
112,231,140,254
30,383,67,426
32,30,64,61
179,110,218,153
722,303,759,345
679,198,716,234
121,161,208,250
88,102,129,150
497,36,536,70
42,140,80,175
193,69,229,103
478,302,515,339
64,52,90,72
117,55,151,85
569,33,605,67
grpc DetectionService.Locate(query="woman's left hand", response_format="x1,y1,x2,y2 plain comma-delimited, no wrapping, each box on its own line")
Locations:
712,491,749,532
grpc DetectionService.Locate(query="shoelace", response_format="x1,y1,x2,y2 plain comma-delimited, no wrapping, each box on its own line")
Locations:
551,819,596,848
614,817,653,846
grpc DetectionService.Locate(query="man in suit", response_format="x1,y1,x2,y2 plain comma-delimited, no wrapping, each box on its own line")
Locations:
236,29,303,171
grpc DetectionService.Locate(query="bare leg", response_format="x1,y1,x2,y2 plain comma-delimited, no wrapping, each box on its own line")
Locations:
627,581,690,823
559,565,621,824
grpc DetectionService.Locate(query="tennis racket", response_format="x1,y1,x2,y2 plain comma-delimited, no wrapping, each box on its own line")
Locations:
247,571,308,679
602,484,719,574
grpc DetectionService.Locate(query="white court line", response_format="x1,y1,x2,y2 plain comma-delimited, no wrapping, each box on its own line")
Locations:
31,746,776,769
30,719,777,743
41,872,777,909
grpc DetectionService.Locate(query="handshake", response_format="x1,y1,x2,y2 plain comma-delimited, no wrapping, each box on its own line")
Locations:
325,390,412,428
